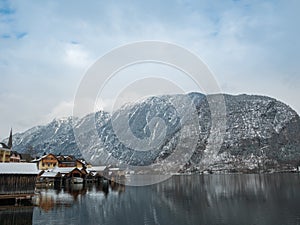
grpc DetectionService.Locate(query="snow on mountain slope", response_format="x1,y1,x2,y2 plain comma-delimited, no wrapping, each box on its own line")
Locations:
5,93,300,172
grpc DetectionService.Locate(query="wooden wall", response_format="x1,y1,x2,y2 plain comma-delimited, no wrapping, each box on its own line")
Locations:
0,175,37,195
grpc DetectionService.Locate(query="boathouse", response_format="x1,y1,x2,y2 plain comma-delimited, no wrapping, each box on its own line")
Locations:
0,163,39,198
87,166,109,182
36,170,62,188
51,167,88,184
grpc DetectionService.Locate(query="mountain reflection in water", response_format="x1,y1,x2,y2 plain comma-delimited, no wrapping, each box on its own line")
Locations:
1,174,300,225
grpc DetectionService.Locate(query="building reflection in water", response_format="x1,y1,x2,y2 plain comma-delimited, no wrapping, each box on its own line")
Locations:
0,181,125,225
37,173,298,225
0,206,34,225
3,174,299,225
36,181,125,212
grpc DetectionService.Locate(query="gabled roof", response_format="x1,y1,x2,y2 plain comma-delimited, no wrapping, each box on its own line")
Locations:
0,163,39,175
34,153,58,162
10,151,21,156
0,143,10,149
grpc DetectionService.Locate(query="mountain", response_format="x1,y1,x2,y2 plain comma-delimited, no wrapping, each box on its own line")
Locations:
5,93,300,173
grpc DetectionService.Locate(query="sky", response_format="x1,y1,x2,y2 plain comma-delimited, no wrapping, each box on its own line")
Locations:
0,0,299,139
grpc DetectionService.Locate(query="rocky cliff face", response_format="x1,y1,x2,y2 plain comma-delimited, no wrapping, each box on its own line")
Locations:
6,93,300,173
193,94,300,173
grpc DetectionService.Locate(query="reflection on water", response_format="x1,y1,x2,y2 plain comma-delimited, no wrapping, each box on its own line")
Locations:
1,174,300,225
0,206,33,225
34,181,124,212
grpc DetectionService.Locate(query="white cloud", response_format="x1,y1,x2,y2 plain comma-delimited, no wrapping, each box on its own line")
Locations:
0,0,299,139
42,100,74,123
64,43,91,69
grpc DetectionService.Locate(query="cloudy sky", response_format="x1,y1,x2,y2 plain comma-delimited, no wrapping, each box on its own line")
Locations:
0,0,299,139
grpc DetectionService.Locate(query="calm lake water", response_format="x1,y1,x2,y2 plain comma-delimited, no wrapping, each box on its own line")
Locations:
1,174,300,225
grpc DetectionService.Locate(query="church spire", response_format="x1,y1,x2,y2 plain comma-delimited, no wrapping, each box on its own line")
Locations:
7,128,12,149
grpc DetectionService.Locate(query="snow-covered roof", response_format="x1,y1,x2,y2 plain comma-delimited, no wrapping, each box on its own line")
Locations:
0,163,39,175
91,172,98,176
52,167,77,174
88,166,107,172
33,153,57,162
0,146,10,151
41,171,59,178
109,167,120,171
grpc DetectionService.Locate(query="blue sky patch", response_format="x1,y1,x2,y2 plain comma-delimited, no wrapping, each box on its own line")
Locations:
15,32,27,39
1,33,10,39
0,1,15,15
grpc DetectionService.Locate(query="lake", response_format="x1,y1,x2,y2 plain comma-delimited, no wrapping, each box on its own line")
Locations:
1,174,300,225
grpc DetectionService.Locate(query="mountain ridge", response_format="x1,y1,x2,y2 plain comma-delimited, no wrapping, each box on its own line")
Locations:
4,92,300,173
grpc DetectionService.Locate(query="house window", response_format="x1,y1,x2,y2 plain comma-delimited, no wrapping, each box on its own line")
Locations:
42,163,45,167
53,163,56,167
48,163,50,167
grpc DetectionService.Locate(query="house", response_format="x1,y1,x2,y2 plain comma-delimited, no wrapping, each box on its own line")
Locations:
34,153,59,170
9,151,31,163
0,144,10,163
56,155,85,168
10,151,21,162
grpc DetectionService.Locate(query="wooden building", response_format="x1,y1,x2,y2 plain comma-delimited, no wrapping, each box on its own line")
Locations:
50,167,88,185
65,168,87,179
34,154,85,170
0,163,39,198
87,166,109,182
56,155,85,168
36,171,62,188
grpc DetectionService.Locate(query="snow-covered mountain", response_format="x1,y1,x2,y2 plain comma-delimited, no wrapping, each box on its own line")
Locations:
5,93,300,172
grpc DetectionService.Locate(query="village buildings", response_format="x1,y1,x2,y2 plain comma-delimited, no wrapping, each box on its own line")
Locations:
0,129,126,195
